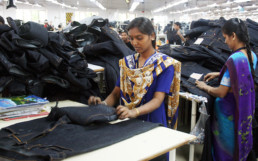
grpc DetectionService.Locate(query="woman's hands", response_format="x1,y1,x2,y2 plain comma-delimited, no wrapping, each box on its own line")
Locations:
88,96,138,120
88,96,104,105
203,72,220,82
195,80,208,91
116,105,138,120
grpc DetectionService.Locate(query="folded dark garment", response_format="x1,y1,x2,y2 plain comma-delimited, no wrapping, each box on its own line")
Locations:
76,32,98,46
0,76,12,92
46,104,118,125
18,21,48,47
0,24,11,35
89,18,107,28
6,17,19,33
41,75,70,88
0,118,160,161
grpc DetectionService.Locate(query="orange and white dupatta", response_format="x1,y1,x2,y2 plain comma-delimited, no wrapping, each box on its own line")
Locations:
119,52,181,129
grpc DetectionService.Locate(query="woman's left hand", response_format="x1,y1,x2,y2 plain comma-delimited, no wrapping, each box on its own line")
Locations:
195,80,207,90
116,105,137,119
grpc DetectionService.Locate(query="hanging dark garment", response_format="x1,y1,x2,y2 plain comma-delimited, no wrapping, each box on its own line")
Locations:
83,25,134,95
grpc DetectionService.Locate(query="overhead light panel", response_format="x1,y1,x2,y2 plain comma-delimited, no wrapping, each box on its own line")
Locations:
16,0,42,7
153,0,187,13
129,0,143,12
46,0,78,9
90,0,106,10
234,0,252,3
207,3,218,7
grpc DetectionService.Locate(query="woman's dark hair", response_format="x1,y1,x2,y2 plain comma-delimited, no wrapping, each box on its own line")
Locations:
175,22,181,29
222,18,257,85
0,16,5,24
127,17,156,48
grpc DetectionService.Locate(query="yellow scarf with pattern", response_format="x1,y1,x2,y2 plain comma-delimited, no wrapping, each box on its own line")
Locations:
119,53,181,129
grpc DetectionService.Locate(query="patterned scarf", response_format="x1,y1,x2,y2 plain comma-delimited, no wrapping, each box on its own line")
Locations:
119,52,181,129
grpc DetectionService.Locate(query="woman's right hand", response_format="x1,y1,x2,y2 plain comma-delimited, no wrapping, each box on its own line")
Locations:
204,72,220,82
88,96,102,105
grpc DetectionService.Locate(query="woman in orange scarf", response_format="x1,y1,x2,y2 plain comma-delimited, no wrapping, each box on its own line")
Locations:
88,17,181,129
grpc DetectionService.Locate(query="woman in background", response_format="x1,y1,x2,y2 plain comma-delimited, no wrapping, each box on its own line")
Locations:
196,18,257,161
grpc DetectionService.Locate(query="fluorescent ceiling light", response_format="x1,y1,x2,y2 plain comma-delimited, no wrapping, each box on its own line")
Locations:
207,3,218,7
129,0,143,12
222,7,230,11
170,7,199,14
90,0,106,10
16,0,42,7
221,1,233,6
153,0,187,13
234,0,251,3
129,2,140,12
245,4,256,8
46,0,78,9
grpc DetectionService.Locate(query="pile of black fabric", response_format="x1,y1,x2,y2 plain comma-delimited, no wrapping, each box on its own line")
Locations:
159,17,258,102
0,17,100,103
63,17,134,96
62,18,134,96
0,105,160,161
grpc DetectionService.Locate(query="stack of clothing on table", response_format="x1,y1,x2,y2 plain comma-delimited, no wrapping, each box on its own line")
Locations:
159,17,258,160
63,17,134,97
0,17,100,104
0,104,160,160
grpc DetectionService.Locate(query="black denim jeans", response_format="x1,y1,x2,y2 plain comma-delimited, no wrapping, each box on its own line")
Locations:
191,17,226,29
0,115,160,161
168,45,227,71
181,61,212,78
199,27,230,52
246,19,258,47
185,26,211,39
18,21,48,47
83,26,134,95
46,104,118,125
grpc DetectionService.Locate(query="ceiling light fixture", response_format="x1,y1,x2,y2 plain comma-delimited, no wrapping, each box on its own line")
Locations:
46,0,78,9
129,2,139,12
90,0,106,10
16,0,42,7
234,0,252,3
170,7,199,14
153,0,187,13
129,0,143,12
207,3,218,7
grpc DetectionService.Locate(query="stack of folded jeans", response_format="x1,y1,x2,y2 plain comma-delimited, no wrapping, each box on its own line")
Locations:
0,17,100,103
246,18,258,47
62,17,134,96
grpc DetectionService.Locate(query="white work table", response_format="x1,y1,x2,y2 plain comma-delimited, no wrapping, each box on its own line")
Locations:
0,100,196,161
88,63,104,72
179,92,208,161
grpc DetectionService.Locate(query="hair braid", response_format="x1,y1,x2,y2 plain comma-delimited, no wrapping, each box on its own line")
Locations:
240,20,257,86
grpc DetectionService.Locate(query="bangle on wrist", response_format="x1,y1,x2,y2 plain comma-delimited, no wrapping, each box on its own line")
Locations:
135,108,140,117
102,101,107,105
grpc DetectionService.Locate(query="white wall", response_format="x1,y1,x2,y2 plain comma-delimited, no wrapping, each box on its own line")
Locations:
0,3,257,28
0,3,156,28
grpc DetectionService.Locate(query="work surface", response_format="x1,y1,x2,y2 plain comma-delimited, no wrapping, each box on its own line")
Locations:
0,100,196,161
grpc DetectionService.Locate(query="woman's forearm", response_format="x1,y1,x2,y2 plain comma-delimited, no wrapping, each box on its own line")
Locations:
104,87,120,107
203,85,230,98
136,92,165,116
